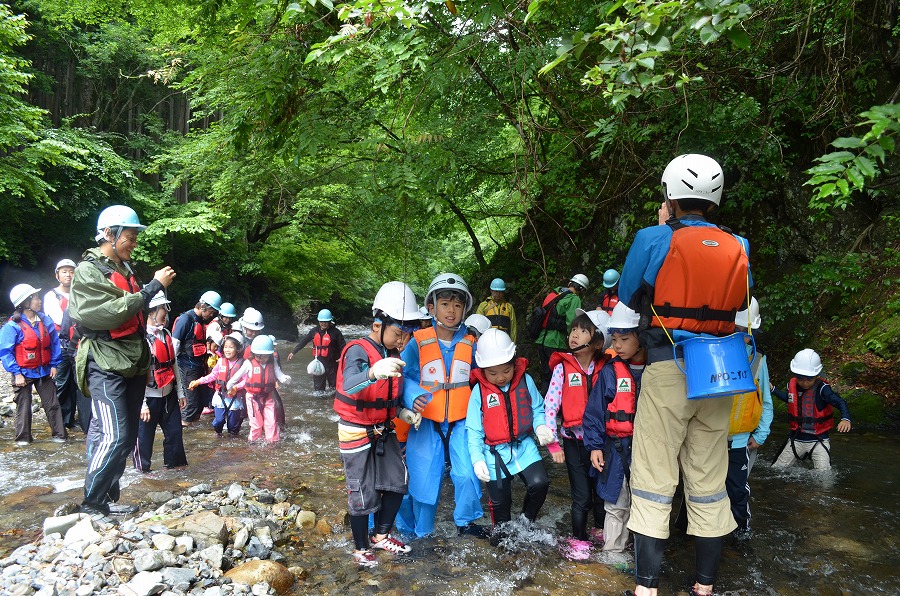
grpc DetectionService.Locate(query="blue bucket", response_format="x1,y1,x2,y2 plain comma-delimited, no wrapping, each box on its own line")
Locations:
674,333,756,400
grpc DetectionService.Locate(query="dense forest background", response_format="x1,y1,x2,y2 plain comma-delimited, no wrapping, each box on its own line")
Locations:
1,0,898,417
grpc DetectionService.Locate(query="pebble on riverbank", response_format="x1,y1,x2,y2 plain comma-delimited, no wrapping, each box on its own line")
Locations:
0,482,314,595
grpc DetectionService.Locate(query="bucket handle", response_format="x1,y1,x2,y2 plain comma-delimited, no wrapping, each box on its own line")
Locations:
674,332,757,376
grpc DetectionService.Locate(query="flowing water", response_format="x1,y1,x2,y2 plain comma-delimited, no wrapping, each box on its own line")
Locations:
0,325,898,594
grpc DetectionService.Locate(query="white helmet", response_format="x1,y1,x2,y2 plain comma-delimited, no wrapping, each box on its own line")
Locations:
608,301,641,331
240,307,265,331
425,273,473,314
372,281,420,322
55,259,77,272
661,154,724,205
148,291,171,310
307,359,326,376
790,349,823,377
734,297,761,330
575,308,611,350
418,306,432,321
570,273,589,291
475,328,517,368
9,284,40,309
464,313,492,338
223,332,245,349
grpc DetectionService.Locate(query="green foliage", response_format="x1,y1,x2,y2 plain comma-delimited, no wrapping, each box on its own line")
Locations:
805,104,900,216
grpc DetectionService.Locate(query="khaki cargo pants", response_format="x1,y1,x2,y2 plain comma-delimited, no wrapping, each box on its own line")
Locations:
627,360,737,539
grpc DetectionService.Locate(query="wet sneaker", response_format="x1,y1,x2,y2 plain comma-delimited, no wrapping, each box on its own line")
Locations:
457,523,491,540
559,537,592,560
370,534,411,554
352,549,378,568
50,437,67,443
107,503,138,515
733,527,753,542
588,527,605,545
15,441,29,447
78,505,117,527
202,408,214,415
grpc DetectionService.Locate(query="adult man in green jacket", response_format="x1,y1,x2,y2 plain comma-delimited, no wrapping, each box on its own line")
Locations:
70,205,176,519
535,274,589,392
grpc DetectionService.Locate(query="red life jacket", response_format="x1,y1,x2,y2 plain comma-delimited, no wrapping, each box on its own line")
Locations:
148,329,176,389
647,221,749,336
107,270,144,339
787,377,834,435
313,329,333,359
333,338,401,426
548,351,606,428
216,357,245,395
606,358,638,438
245,359,277,396
471,357,532,446
599,291,619,315
12,318,52,369
174,313,208,358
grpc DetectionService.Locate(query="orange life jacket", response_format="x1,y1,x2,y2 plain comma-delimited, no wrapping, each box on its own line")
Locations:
606,359,637,438
415,326,475,423
548,351,606,428
148,329,176,389
787,377,834,435
13,318,52,369
245,359,277,396
471,357,532,446
333,338,401,426
648,221,748,336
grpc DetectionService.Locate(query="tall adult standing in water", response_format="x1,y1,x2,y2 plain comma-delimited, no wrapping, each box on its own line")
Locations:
619,155,750,596
69,205,176,519
288,308,345,393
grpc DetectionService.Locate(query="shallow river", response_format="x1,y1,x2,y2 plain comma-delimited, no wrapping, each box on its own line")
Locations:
0,326,898,594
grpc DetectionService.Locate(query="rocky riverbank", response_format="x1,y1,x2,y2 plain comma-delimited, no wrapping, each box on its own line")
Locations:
0,481,338,595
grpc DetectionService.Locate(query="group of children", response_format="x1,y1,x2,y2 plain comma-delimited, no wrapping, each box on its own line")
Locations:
134,292,291,473
330,272,854,571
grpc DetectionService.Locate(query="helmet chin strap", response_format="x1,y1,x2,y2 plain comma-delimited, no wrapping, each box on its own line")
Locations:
570,343,592,353
435,320,462,332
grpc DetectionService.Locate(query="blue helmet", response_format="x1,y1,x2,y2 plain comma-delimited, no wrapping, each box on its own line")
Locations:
490,278,506,292
199,290,222,311
250,334,275,355
218,302,238,318
317,308,333,322
602,269,620,289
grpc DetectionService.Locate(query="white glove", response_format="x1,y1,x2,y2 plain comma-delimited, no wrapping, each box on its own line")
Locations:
370,357,406,380
397,407,422,430
535,424,554,446
281,375,292,385
473,460,491,483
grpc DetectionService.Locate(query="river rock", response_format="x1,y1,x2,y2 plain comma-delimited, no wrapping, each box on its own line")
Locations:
133,548,177,572
43,513,82,537
226,483,245,501
173,535,194,555
151,533,176,551
188,483,212,496
233,526,250,550
224,560,294,594
199,544,224,570
295,511,315,529
161,565,198,588
287,566,307,581
270,502,291,518
122,570,164,596
314,519,332,536
146,491,174,504
63,517,102,546
162,510,228,549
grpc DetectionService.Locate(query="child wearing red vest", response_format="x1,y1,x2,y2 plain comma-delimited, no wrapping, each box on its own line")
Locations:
466,329,551,545
771,348,851,470
543,308,611,559
190,333,246,437
583,302,646,559
227,335,290,443
333,281,422,568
